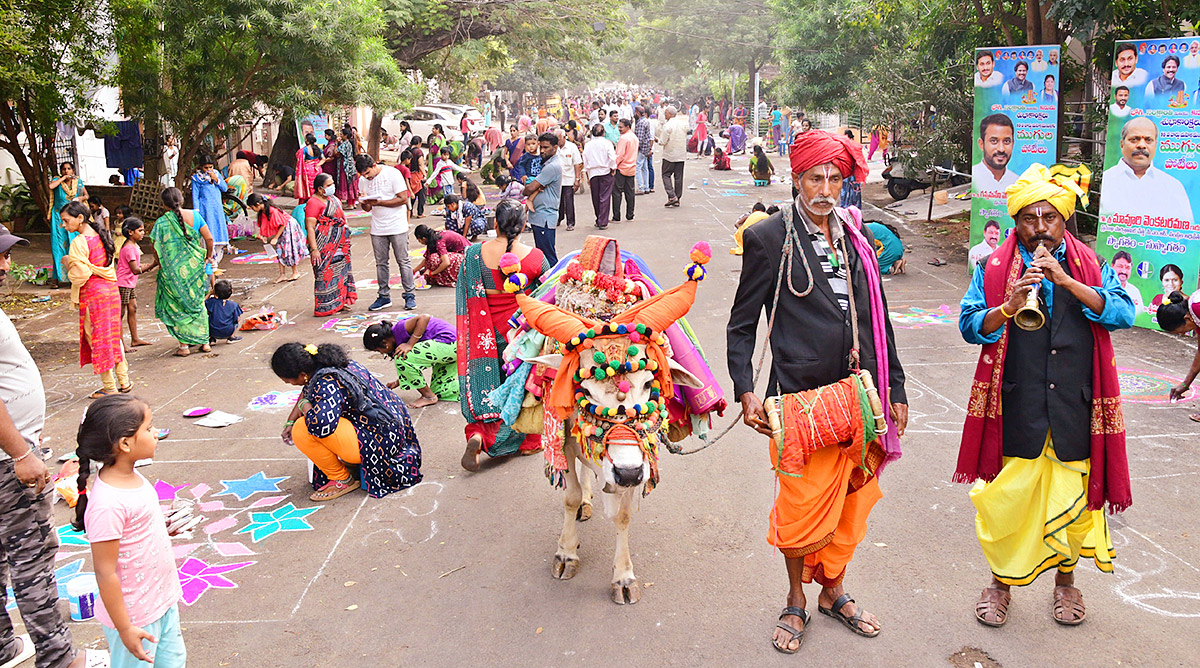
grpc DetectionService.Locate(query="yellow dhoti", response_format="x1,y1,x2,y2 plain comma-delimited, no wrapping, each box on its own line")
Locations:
970,434,1114,586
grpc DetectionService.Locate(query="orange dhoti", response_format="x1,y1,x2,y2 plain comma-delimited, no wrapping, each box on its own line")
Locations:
769,443,882,587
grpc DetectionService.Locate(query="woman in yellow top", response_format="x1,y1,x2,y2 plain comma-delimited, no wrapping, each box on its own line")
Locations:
61,201,129,397
730,202,772,255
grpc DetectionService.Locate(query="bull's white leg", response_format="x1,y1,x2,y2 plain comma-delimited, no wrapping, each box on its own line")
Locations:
552,436,583,580
610,489,640,604
577,465,594,522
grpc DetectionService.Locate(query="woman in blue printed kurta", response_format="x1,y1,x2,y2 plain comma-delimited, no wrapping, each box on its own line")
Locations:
191,153,230,264
272,342,422,502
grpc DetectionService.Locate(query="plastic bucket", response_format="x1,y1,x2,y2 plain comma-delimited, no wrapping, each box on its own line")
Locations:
67,574,97,621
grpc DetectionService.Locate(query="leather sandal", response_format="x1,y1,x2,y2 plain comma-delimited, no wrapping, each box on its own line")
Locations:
309,478,359,502
1053,585,1086,626
976,587,1011,627
819,592,880,637
772,606,808,654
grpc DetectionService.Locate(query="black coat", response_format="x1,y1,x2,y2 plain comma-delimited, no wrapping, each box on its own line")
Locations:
726,207,907,404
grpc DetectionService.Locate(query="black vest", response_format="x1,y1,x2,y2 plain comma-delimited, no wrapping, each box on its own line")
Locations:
1001,259,1094,461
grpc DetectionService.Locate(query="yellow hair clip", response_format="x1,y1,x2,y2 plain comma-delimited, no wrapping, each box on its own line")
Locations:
304,344,318,355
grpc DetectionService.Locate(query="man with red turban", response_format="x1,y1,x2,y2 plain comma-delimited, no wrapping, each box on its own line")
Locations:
727,129,908,653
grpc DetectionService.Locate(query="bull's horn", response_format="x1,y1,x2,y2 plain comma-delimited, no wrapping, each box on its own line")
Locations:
515,293,600,344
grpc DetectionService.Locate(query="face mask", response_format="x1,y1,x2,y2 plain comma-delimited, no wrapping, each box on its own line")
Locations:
324,184,336,196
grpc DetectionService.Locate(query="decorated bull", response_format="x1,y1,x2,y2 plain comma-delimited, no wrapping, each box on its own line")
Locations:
496,237,725,604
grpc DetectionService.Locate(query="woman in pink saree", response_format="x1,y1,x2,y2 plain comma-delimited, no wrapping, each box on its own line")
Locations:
295,132,322,202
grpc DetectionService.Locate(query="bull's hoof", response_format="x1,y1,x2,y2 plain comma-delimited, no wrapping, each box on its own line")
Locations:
552,553,580,580
576,502,593,522
611,578,641,605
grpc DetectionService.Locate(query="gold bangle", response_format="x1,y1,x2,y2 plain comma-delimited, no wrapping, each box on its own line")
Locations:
998,304,1014,319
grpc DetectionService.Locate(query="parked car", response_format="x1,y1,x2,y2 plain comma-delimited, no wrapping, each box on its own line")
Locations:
424,104,485,136
881,152,969,201
383,106,465,144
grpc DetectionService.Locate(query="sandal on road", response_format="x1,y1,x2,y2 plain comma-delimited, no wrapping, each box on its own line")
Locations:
89,389,117,399
976,587,1011,627
0,634,34,668
310,478,359,502
820,593,881,637
772,606,808,654
1053,585,1086,626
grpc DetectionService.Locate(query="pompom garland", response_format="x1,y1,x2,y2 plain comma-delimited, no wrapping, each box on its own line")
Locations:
685,241,711,282
499,252,529,293
503,272,530,293
499,253,521,274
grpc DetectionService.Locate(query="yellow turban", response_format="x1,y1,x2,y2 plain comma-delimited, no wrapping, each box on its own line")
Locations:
1005,163,1091,219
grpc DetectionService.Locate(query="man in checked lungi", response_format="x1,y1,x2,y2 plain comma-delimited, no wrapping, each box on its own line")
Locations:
727,130,908,654
957,164,1134,627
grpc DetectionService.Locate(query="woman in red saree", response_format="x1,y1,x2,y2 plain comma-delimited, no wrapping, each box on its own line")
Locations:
61,201,128,397
304,173,357,316
295,132,322,202
456,199,550,471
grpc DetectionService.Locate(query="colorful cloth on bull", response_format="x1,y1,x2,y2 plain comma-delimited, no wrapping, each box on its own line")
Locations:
971,435,1114,586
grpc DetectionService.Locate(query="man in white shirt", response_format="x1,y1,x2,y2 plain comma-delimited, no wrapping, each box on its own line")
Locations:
1110,251,1145,311
974,50,1003,88
1185,41,1200,69
355,154,415,311
555,130,584,231
1101,116,1194,224
972,114,1018,194
1030,49,1048,72
968,219,1003,268
656,105,689,207
1109,86,1131,118
1111,43,1148,88
582,124,617,230
0,225,92,668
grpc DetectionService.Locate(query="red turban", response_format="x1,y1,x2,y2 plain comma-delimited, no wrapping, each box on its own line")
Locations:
789,130,868,182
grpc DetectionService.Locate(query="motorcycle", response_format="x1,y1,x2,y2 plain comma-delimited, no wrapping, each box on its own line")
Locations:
881,152,969,201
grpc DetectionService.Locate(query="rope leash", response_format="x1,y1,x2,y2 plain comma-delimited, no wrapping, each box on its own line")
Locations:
666,210,814,455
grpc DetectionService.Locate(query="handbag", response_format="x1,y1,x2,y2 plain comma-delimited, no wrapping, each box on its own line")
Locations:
759,208,888,473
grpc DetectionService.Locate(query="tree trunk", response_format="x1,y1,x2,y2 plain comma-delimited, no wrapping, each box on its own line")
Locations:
267,110,300,176
1024,0,1040,44
1080,41,1095,159
142,114,163,185
367,109,383,160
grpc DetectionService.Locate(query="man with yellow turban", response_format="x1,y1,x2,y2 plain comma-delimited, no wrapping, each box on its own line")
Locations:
727,129,909,653
956,163,1135,627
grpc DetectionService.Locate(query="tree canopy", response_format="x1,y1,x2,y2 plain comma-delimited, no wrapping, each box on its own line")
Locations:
0,0,114,224
112,0,414,184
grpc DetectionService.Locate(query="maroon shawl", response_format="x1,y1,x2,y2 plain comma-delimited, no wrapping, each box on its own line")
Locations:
954,232,1131,513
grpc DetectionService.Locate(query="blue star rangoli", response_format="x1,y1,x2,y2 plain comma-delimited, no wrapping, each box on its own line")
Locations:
214,472,288,501
236,503,319,542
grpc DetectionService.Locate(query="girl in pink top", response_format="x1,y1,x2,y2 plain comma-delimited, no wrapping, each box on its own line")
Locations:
116,218,157,348
74,395,186,667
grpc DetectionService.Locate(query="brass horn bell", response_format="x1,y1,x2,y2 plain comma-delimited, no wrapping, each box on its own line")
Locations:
1013,285,1045,331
